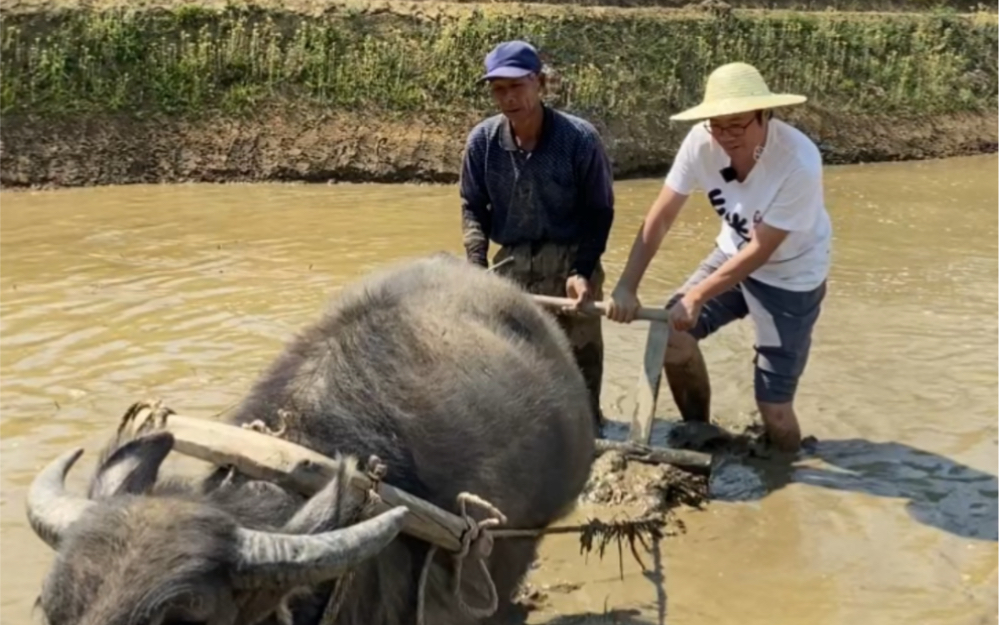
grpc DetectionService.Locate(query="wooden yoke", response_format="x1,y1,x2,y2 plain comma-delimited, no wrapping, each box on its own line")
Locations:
120,408,467,552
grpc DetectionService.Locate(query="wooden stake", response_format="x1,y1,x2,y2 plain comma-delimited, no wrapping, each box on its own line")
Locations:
594,438,711,475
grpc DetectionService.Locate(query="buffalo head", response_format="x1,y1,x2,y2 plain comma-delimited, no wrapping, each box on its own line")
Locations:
26,431,408,625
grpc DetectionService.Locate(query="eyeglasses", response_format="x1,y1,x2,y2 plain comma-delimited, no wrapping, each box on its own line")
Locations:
704,116,757,138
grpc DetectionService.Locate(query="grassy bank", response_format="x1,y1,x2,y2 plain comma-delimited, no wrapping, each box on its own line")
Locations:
1,1,996,187
3,3,996,119
3,0,995,16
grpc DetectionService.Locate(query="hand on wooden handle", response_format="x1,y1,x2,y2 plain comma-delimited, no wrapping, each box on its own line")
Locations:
530,295,670,323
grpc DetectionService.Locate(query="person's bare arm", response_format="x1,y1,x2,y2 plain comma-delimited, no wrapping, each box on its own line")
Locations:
686,163,820,304
608,127,699,323
685,223,788,304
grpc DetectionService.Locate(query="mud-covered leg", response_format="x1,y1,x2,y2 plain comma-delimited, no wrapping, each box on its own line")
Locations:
660,248,748,424
663,331,712,423
554,262,606,433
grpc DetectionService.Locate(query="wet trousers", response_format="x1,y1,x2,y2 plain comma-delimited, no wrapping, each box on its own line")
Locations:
491,242,605,428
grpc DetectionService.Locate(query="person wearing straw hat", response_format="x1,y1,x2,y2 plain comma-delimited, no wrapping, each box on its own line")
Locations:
606,62,832,453
459,40,616,433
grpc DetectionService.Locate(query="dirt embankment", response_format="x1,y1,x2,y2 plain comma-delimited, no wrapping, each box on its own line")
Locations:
3,108,995,189
1,1,996,189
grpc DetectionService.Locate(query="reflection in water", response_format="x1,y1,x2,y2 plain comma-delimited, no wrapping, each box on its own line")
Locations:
1,155,997,625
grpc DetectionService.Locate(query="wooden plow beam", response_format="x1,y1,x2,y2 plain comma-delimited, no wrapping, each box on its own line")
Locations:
119,406,710,556
530,295,672,446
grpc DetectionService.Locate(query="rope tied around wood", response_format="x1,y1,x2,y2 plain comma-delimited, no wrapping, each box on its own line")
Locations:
327,456,510,625
412,491,670,625
416,492,509,625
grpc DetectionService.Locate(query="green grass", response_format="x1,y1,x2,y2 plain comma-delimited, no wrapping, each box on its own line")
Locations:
1,4,996,120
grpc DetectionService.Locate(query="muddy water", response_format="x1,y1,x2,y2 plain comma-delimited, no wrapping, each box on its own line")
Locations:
1,154,996,625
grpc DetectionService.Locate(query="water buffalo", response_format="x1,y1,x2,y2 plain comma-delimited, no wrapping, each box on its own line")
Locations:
26,252,598,625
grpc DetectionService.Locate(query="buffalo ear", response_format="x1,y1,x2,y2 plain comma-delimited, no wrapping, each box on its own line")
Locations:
87,432,175,500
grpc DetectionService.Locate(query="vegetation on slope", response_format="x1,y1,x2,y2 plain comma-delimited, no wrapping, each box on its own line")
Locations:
2,3,996,123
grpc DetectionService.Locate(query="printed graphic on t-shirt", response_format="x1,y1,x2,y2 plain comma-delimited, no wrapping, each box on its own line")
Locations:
707,187,751,249
663,120,833,292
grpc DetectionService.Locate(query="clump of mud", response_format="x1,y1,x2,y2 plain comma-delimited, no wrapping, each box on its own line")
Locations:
666,420,767,455
666,419,820,459
514,580,582,614
579,419,786,517
581,451,709,516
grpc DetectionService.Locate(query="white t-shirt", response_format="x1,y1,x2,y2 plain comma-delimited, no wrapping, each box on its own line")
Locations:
664,119,832,292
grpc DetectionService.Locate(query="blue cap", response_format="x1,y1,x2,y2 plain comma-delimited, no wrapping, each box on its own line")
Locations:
481,40,542,82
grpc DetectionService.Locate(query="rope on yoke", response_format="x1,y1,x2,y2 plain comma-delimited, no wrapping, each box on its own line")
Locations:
452,493,509,618
412,492,668,624
416,492,509,625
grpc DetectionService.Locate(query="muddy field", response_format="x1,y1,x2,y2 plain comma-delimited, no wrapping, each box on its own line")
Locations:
2,158,996,624
518,414,802,621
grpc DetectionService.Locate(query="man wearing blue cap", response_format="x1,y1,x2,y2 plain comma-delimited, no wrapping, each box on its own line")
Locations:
459,40,615,432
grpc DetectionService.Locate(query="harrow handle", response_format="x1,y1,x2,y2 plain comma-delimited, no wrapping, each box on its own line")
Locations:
530,295,671,323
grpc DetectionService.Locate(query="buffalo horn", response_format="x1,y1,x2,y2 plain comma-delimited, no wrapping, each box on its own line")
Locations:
233,506,409,588
26,448,96,550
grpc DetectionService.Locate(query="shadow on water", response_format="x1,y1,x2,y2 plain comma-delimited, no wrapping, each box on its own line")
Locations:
603,418,997,542
575,418,997,625
710,438,999,542
516,600,659,624
535,610,649,624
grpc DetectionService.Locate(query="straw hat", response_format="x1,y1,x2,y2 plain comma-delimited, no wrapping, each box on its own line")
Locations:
671,62,807,121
